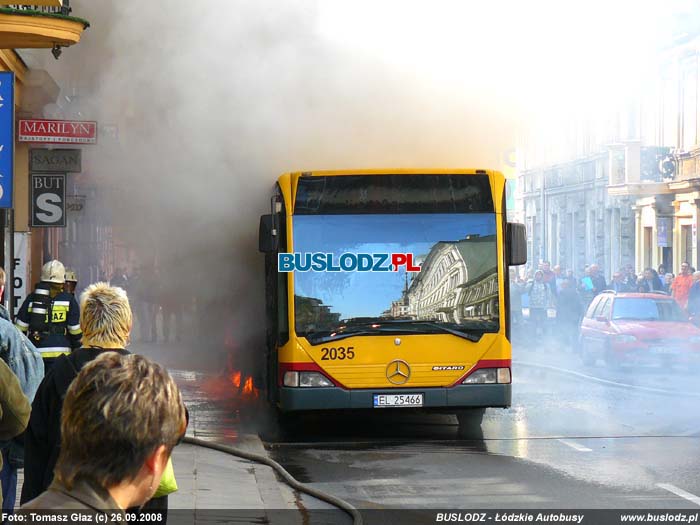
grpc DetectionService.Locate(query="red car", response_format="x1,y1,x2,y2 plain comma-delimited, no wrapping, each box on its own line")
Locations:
579,291,700,367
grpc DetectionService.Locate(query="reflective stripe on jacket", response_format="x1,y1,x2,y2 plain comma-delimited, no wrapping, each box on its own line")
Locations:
15,283,82,356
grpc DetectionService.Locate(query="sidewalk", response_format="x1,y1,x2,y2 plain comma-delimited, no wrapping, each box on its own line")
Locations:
15,342,301,524
164,364,299,521
169,441,294,517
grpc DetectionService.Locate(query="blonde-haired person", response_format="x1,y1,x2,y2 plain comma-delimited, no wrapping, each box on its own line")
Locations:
21,283,174,516
21,352,186,514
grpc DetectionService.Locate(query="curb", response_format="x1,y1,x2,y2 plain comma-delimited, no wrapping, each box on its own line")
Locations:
236,433,296,513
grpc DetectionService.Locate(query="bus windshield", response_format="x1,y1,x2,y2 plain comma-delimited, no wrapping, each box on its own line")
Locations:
292,213,500,342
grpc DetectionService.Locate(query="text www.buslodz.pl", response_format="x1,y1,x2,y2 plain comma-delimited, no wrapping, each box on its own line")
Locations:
278,253,422,272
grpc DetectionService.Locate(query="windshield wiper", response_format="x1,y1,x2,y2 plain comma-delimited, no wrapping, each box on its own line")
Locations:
305,329,379,345
379,321,482,342
304,320,485,344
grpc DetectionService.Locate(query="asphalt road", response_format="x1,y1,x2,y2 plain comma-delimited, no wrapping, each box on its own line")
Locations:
264,343,700,511
135,340,700,513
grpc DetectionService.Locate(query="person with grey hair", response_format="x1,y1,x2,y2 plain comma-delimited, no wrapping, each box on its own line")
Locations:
608,270,632,293
21,283,175,516
686,271,700,318
663,273,675,294
20,352,186,513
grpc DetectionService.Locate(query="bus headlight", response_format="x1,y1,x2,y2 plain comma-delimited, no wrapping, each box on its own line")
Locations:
299,372,333,387
462,368,511,384
283,371,333,388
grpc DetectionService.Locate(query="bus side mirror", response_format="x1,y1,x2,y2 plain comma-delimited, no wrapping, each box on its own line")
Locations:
259,214,278,253
506,222,527,266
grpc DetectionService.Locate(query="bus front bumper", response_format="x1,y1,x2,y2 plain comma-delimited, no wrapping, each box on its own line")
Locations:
278,384,511,412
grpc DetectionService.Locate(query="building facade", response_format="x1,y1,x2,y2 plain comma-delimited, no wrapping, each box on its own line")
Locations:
406,236,498,324
517,27,700,280
634,31,700,273
519,145,670,279
0,1,89,313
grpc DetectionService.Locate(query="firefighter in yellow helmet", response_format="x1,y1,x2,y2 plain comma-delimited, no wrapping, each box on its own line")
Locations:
15,260,81,373
64,269,78,296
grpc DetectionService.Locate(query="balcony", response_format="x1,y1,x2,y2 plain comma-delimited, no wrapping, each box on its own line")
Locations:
0,1,89,50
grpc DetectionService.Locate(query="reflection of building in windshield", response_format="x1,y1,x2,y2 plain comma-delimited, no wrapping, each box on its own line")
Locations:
381,274,411,319
390,298,410,318
294,295,342,332
405,235,498,323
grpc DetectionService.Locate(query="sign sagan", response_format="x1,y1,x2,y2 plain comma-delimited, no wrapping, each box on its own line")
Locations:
30,148,82,173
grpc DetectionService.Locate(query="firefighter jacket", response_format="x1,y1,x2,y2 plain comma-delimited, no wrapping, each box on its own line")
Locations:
15,282,82,359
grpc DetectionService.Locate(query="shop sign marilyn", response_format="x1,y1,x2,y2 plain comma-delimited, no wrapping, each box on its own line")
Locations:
19,119,97,144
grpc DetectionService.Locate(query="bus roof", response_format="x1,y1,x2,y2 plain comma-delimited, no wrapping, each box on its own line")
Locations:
285,168,502,178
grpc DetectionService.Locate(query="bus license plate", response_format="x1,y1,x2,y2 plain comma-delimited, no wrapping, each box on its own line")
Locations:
373,393,423,408
651,346,679,355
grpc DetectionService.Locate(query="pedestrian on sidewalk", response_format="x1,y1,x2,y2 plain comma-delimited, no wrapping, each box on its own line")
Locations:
587,264,607,295
509,269,526,329
528,270,552,340
555,280,582,351
672,262,694,310
0,357,31,512
608,271,632,293
663,273,675,294
687,272,700,321
637,268,664,293
0,267,44,516
20,352,187,516
21,282,178,517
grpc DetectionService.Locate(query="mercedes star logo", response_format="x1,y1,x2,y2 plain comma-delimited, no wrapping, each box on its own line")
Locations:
386,359,411,385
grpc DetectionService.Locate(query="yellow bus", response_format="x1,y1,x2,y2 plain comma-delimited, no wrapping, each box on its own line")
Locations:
259,169,526,427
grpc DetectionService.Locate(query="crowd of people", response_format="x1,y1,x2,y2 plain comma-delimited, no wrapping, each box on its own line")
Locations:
510,260,700,348
0,259,187,520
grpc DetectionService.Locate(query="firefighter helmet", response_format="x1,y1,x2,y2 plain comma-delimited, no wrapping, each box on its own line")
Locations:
41,260,66,284
65,269,78,283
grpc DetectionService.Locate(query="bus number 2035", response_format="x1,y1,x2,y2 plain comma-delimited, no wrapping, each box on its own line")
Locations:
321,346,356,360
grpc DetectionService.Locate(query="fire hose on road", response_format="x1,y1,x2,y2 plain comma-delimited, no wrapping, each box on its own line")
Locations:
183,436,363,525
